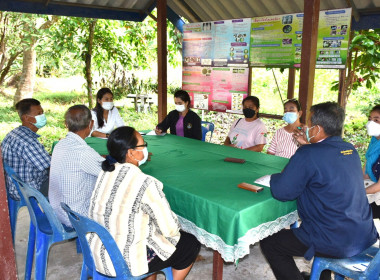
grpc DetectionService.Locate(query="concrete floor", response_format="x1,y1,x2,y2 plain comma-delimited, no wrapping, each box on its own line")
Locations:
13,207,315,280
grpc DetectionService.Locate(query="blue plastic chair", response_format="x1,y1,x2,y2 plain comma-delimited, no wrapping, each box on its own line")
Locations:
310,245,380,280
12,175,78,280
3,163,27,245
201,121,215,142
61,203,174,280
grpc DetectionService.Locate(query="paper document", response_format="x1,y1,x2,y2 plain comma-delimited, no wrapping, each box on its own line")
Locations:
254,175,272,187
146,130,166,136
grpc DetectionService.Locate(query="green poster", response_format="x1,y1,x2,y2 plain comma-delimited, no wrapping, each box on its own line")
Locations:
250,8,352,69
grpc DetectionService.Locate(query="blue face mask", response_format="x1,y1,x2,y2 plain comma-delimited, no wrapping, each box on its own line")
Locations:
31,114,47,129
283,112,298,124
306,125,320,142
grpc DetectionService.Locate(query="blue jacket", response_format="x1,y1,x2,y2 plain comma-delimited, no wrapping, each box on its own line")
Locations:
270,136,378,260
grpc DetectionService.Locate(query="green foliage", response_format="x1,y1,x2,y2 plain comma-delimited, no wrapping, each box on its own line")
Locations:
331,29,380,102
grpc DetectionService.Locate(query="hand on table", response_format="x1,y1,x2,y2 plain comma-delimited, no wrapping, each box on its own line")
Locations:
155,127,163,135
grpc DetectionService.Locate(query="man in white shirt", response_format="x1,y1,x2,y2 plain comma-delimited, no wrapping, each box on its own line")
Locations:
49,105,104,226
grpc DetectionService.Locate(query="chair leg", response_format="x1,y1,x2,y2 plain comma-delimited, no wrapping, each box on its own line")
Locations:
76,238,82,254
161,267,173,280
34,231,50,280
25,222,36,280
310,258,322,280
8,198,18,244
80,262,90,280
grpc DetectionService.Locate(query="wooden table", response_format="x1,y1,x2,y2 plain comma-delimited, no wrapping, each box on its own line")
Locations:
126,94,153,112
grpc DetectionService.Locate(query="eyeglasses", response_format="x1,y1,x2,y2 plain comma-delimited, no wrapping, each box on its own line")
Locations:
134,141,148,148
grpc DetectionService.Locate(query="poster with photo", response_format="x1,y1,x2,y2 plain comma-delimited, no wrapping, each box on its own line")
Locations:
316,9,351,68
250,8,352,69
182,67,249,112
183,19,251,67
250,13,303,67
183,22,214,66
213,18,251,67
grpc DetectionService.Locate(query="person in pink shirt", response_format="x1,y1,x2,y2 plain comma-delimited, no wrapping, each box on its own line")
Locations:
267,99,304,158
224,96,267,152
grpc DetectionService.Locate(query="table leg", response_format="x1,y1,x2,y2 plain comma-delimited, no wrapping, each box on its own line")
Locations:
212,251,223,280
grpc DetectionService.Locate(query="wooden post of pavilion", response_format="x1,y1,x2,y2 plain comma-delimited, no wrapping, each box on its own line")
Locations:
0,148,17,280
287,68,296,99
298,0,321,123
157,0,168,123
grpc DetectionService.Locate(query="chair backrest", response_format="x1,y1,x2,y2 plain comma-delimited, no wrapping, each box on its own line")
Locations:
201,121,215,142
11,175,72,240
61,202,132,278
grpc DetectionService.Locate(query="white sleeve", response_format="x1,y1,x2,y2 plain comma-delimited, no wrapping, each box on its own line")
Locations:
91,110,99,131
113,107,125,128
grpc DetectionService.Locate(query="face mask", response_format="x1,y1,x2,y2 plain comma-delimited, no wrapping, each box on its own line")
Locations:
243,108,256,118
175,104,186,112
136,147,148,166
30,114,47,129
102,102,114,111
366,121,380,137
306,125,320,142
283,112,298,124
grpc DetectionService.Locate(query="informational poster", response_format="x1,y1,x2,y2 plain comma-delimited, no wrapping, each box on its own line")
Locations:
250,8,352,68
183,22,214,66
316,9,351,69
213,18,251,67
250,13,303,67
182,66,249,112
183,18,251,67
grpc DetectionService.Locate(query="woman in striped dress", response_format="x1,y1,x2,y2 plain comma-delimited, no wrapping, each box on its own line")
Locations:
267,99,304,158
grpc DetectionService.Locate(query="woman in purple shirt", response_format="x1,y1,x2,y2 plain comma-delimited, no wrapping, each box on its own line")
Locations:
155,90,202,140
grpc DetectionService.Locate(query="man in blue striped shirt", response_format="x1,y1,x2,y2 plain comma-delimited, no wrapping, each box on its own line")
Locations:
2,98,50,200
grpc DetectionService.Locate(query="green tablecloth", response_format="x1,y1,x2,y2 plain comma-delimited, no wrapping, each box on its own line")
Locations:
56,134,298,262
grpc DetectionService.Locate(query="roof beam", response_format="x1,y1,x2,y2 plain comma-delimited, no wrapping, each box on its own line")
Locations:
345,0,360,22
0,0,146,21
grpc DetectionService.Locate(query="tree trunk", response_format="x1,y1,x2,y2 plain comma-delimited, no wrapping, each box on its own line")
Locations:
0,51,22,85
85,19,97,108
14,46,36,105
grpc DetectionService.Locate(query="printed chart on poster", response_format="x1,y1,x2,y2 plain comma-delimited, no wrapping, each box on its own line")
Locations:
250,8,352,68
182,66,249,113
183,18,251,67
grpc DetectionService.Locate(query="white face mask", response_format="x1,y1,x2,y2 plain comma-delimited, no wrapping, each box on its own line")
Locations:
366,121,380,137
102,102,114,111
132,147,148,166
175,104,186,112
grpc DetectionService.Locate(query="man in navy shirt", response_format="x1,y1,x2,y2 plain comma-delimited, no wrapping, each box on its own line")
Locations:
260,102,378,280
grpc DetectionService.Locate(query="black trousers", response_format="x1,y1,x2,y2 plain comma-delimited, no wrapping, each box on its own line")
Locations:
371,202,380,219
260,229,332,280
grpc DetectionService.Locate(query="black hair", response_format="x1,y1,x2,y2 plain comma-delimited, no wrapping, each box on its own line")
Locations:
93,88,113,128
102,126,138,172
174,90,191,108
64,105,92,133
370,105,380,115
15,98,41,119
242,96,260,118
310,102,345,136
284,98,301,111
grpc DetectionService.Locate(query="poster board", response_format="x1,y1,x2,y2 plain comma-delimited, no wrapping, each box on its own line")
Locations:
182,66,249,113
249,8,352,68
182,8,352,112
